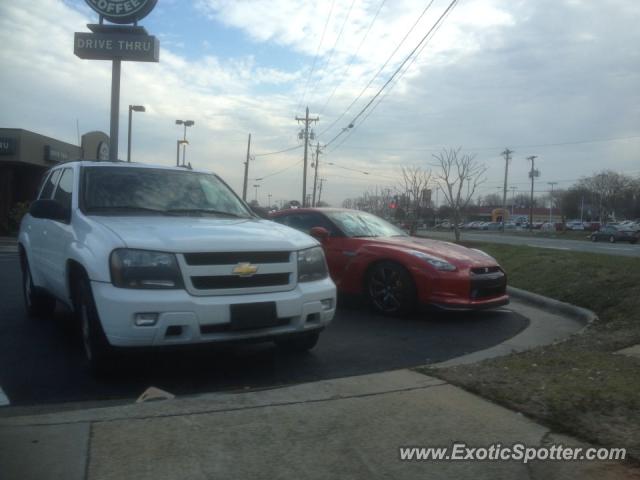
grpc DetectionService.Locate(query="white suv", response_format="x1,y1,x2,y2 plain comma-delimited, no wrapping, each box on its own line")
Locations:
19,161,336,372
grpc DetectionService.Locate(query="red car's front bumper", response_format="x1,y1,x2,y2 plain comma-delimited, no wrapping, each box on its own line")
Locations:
411,265,509,311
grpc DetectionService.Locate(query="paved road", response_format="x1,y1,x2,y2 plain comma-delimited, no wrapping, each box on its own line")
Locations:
420,230,640,257
0,253,527,410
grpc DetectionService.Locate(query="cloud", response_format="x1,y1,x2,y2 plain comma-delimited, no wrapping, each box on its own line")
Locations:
0,0,638,208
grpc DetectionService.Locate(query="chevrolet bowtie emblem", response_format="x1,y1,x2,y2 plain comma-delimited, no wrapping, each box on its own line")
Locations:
232,262,259,277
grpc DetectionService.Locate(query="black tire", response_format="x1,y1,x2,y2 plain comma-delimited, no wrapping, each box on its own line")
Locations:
275,332,320,352
21,256,56,318
73,274,114,374
609,235,616,243
366,261,416,316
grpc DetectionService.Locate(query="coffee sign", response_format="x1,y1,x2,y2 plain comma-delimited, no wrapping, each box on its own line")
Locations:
85,0,158,25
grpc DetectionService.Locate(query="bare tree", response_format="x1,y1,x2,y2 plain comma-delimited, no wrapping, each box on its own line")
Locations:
432,147,487,241
397,165,432,234
578,170,632,222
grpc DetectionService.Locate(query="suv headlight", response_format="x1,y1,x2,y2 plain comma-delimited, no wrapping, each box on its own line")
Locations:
110,249,184,289
297,246,329,282
409,250,457,272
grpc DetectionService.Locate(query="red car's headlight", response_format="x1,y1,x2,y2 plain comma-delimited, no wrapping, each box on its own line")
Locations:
409,250,457,271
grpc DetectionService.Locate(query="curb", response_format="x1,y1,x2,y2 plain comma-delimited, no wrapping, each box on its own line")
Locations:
429,288,598,368
507,286,597,329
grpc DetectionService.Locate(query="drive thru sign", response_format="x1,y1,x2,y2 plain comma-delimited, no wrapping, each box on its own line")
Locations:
74,0,159,162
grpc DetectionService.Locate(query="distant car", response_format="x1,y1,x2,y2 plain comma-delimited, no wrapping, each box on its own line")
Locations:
565,221,585,231
619,221,640,232
271,208,509,315
541,222,555,231
590,225,638,244
583,221,601,231
485,222,502,230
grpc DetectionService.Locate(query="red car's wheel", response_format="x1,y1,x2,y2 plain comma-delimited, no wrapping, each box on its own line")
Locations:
366,261,416,316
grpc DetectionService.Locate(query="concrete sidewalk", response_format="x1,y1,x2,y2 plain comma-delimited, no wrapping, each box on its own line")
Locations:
0,370,635,480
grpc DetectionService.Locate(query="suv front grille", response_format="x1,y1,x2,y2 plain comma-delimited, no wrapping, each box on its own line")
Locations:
178,251,296,296
184,251,291,265
191,273,290,290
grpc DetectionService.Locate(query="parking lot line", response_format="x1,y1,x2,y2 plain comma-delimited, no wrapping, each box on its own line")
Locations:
0,386,10,406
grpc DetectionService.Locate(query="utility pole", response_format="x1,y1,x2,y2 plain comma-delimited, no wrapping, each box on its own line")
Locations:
500,148,513,229
242,133,251,201
295,106,319,207
527,155,539,231
311,142,322,207
317,178,326,206
548,182,557,223
267,193,272,208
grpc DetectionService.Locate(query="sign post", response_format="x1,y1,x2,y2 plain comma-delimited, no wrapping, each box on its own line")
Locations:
75,1,159,162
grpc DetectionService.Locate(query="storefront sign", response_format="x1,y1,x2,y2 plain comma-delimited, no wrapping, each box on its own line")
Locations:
0,137,16,155
74,32,160,62
44,146,71,163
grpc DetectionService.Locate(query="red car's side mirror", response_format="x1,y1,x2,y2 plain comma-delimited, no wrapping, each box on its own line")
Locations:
310,226,330,241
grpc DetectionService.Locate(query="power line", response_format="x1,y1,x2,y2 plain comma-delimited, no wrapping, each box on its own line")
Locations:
308,0,357,107
318,0,437,139
332,134,640,153
296,0,336,113
329,0,456,152
325,0,459,148
254,145,302,157
254,159,303,181
318,0,387,116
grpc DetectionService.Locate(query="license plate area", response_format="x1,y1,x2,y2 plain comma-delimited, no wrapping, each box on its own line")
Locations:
230,302,279,331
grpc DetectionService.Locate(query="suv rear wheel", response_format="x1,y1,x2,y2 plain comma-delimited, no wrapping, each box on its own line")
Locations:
21,256,56,318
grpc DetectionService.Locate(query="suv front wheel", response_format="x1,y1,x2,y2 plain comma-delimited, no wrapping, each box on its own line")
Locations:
21,256,56,318
73,274,114,374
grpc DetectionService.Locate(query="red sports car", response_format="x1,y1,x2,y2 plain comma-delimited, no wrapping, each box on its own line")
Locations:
271,208,508,315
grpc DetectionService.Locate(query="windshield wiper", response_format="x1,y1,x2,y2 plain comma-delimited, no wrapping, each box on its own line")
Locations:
165,208,248,218
87,205,167,214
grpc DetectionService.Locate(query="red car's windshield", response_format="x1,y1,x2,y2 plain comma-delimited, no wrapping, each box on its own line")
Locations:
325,211,407,238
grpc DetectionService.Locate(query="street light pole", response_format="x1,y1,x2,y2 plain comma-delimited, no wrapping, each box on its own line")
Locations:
175,119,195,167
253,184,260,203
127,105,145,163
548,182,557,223
176,140,188,167
527,155,539,231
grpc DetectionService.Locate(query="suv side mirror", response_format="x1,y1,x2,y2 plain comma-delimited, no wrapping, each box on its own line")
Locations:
310,226,330,241
30,199,70,223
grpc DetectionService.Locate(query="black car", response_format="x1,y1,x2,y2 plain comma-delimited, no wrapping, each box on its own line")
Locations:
590,225,639,244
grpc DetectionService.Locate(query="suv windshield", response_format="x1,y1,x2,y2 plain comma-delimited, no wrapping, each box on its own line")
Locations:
325,211,407,238
82,166,252,218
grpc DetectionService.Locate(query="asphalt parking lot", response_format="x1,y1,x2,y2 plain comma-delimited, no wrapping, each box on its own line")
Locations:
0,253,528,411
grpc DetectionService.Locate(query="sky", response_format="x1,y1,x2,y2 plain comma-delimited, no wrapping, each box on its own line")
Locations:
0,0,639,207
